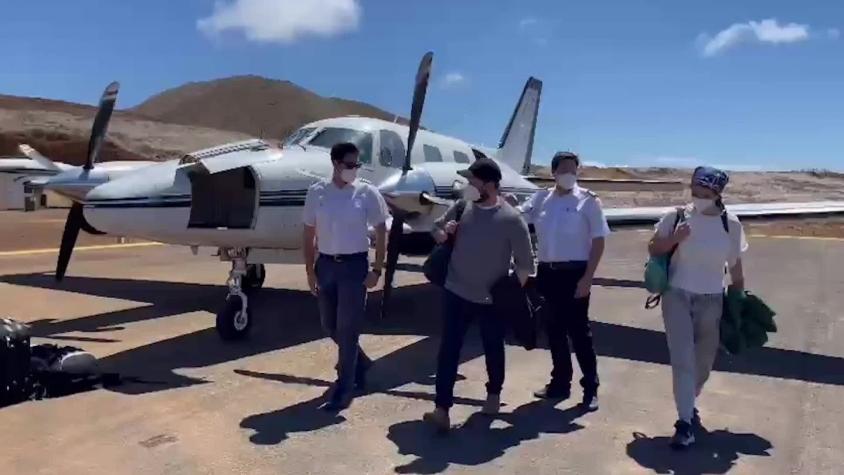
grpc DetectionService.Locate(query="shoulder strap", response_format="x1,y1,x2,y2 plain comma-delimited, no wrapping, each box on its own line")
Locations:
673,207,685,229
455,200,468,221
720,212,729,233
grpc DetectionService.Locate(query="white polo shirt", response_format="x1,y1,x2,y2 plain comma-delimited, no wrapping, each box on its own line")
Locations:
302,179,389,256
521,186,611,262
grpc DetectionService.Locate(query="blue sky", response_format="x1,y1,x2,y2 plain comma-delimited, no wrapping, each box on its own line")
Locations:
1,0,842,171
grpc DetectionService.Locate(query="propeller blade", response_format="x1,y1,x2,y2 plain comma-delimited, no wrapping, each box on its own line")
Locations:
84,81,120,170
380,215,405,319
56,203,84,281
402,52,433,173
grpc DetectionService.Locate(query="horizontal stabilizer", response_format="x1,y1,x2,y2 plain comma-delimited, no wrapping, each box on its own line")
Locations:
19,144,61,171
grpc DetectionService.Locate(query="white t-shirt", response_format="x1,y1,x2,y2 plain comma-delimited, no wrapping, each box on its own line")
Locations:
655,206,749,295
520,186,611,262
302,179,389,255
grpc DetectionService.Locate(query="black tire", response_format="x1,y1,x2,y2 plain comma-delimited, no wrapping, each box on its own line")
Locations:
243,264,266,291
216,295,251,341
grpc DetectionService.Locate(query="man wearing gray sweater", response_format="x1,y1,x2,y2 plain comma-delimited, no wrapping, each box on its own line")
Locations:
423,158,536,432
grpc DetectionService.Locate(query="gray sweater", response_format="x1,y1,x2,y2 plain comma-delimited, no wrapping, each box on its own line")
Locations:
434,200,535,305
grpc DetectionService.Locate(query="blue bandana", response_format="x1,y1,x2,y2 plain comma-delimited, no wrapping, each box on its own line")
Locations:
692,166,729,194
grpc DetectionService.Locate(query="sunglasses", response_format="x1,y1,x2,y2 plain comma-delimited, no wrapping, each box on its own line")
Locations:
340,161,362,170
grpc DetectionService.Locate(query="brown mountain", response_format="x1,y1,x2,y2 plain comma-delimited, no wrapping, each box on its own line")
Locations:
132,75,403,141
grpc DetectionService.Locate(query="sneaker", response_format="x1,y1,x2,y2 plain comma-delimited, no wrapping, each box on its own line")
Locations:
669,420,696,450
482,394,500,415
423,407,451,433
580,393,599,413
691,408,702,430
533,384,571,400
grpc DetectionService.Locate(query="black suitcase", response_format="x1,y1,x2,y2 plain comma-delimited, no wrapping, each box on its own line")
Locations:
1,318,33,406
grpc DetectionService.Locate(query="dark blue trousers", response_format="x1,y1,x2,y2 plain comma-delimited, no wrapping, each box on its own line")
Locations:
434,290,506,410
315,253,372,401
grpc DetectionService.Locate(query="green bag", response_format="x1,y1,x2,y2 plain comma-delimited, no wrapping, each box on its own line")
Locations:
644,208,685,309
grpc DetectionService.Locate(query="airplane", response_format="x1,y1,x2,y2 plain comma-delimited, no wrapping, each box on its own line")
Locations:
26,52,844,342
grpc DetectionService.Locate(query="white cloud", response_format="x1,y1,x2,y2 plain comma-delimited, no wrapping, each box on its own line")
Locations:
197,0,361,44
699,19,811,57
441,72,466,89
582,160,607,168
519,17,538,29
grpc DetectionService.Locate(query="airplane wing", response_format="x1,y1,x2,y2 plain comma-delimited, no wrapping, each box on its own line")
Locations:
605,201,844,226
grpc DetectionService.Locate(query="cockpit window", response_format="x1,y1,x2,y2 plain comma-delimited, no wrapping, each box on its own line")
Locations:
281,127,316,147
308,127,373,164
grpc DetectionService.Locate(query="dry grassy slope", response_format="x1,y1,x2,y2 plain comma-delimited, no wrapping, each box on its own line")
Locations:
132,75,404,140
532,165,844,207
0,95,251,166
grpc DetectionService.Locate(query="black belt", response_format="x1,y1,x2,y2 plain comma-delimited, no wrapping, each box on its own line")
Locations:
319,252,368,263
539,261,587,271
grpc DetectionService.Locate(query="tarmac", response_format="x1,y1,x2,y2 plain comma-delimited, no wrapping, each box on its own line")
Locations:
0,210,843,474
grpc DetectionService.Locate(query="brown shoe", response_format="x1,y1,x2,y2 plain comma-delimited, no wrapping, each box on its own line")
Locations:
423,407,451,433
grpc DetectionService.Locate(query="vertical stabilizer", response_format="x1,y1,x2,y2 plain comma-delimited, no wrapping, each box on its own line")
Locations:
496,77,542,175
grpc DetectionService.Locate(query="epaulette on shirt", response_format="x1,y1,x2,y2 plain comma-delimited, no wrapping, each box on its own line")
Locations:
583,189,598,198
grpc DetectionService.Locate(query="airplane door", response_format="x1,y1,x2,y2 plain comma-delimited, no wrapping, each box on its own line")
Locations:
356,132,376,184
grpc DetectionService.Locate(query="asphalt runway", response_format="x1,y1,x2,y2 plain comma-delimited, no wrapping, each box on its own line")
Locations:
0,217,843,474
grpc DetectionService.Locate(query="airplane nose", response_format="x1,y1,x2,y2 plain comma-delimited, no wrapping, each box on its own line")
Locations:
377,168,445,215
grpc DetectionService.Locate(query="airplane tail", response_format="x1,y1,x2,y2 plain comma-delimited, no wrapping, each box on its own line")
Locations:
496,77,542,175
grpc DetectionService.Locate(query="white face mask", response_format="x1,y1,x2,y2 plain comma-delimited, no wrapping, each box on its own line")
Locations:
555,173,577,190
340,168,357,183
461,184,481,202
693,197,716,211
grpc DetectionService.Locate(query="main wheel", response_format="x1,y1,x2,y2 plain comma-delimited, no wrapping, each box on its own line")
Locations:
243,264,266,291
216,295,252,341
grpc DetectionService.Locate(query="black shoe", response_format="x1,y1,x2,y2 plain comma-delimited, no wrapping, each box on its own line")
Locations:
670,420,696,450
580,393,599,412
534,384,571,400
320,390,352,412
691,408,702,430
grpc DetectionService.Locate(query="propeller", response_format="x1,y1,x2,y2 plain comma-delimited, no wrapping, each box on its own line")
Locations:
55,81,120,281
380,52,433,319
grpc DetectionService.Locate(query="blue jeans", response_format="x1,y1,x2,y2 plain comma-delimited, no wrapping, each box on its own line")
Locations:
434,290,506,410
315,253,372,401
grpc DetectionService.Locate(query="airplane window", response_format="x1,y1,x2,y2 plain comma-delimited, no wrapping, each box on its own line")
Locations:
453,151,471,164
379,129,406,168
308,127,373,164
281,127,315,147
423,145,444,162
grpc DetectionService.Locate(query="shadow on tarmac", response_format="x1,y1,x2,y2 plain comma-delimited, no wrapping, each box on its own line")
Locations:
626,428,773,475
2,272,844,395
387,402,585,474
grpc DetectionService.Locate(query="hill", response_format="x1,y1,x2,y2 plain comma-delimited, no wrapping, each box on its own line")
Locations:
132,75,403,140
0,94,250,166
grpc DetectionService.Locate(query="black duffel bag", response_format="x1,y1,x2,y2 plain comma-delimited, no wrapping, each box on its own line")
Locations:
1,318,33,407
491,274,543,351
423,200,467,287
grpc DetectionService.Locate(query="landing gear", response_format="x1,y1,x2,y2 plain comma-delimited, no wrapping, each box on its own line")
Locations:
243,264,266,291
216,250,252,341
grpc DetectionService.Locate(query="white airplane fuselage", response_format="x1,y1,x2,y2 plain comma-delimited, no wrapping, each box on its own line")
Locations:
82,117,538,255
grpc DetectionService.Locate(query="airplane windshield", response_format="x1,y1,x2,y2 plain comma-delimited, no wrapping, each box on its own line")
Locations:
308,127,373,164
281,127,316,148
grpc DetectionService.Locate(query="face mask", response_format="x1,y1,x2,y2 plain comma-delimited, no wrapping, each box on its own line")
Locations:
693,197,716,211
555,173,577,190
461,184,481,202
340,168,357,183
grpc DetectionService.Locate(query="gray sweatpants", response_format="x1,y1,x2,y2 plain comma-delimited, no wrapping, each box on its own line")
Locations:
661,287,723,423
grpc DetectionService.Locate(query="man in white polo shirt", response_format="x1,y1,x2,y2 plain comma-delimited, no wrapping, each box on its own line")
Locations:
303,142,389,412
519,151,610,412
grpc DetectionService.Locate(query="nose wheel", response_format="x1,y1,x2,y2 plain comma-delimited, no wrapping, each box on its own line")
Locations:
216,251,255,341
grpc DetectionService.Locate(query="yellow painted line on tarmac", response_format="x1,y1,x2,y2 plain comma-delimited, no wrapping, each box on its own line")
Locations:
749,234,844,242
0,242,164,257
